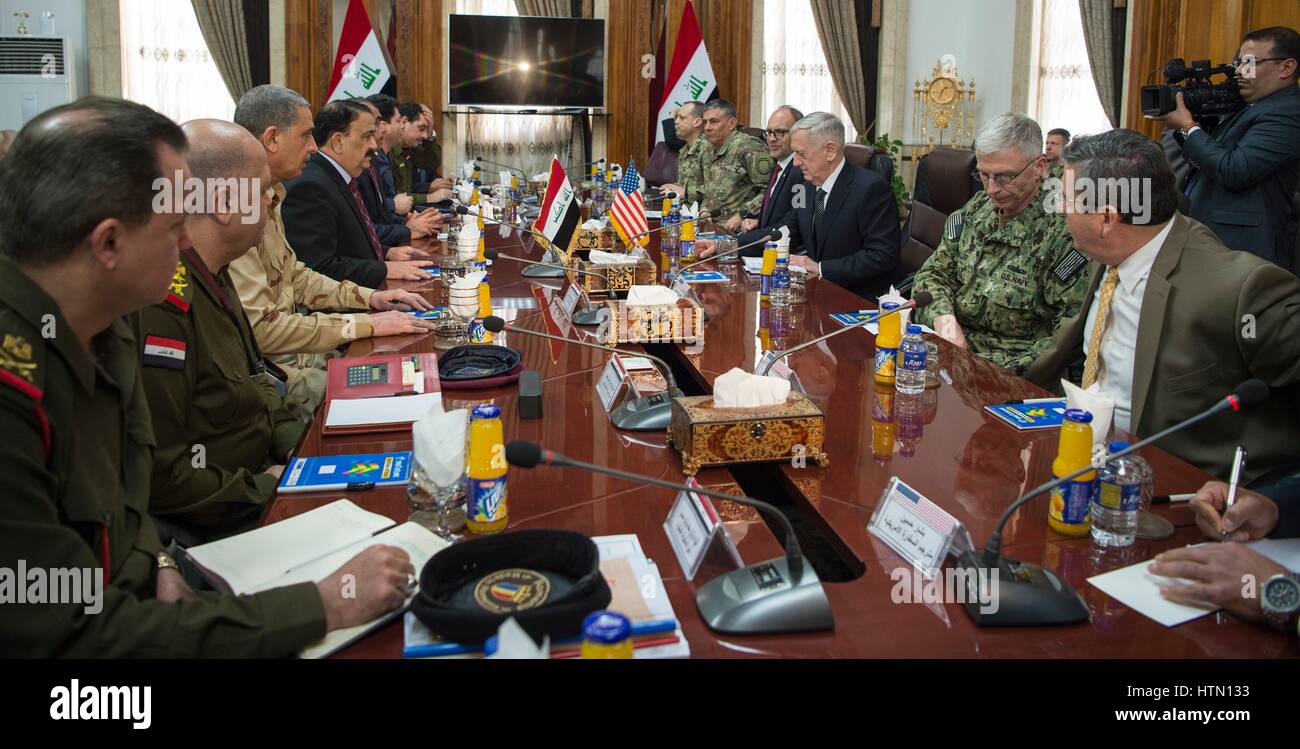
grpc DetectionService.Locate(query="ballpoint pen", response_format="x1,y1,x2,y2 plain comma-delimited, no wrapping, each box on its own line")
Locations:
1221,446,1247,541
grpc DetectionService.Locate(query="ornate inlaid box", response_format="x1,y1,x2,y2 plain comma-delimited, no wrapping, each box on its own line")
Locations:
600,297,704,346
667,393,829,476
565,254,657,296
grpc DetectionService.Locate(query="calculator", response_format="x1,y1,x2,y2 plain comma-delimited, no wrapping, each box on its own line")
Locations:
346,363,389,387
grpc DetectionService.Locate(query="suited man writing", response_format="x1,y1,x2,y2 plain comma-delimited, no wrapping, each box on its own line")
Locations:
782,112,900,300
281,100,433,288
1027,128,1300,483
1156,26,1300,268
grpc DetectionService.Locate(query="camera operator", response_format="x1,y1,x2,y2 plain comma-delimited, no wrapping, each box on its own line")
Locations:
1156,26,1300,270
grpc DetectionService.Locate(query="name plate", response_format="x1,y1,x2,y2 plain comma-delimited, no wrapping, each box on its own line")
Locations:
868,477,969,579
561,283,583,318
595,353,631,413
755,351,806,393
669,276,692,299
663,479,744,581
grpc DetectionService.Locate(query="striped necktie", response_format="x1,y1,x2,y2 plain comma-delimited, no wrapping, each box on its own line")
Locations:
346,179,385,262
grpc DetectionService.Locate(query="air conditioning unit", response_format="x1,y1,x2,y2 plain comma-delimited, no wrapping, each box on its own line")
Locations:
0,35,76,130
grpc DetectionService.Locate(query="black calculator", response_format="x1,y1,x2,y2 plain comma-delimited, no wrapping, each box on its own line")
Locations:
346,363,388,387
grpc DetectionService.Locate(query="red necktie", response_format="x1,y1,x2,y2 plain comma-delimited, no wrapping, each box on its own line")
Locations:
347,179,385,261
760,163,782,224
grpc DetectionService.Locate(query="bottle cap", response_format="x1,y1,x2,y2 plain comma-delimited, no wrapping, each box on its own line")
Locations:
1064,408,1093,423
472,404,502,420
906,324,922,334
882,301,901,311
1108,440,1130,453
581,610,631,644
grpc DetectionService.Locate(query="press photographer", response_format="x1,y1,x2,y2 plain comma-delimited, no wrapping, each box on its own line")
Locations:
1151,26,1300,269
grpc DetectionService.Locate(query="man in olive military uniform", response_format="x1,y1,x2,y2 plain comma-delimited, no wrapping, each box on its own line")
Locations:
134,120,307,543
392,103,453,210
0,97,411,657
913,113,1091,374
663,99,774,232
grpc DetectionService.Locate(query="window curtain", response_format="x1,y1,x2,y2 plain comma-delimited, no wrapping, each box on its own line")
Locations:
1078,0,1126,127
808,0,868,137
455,0,578,177
762,0,857,141
120,0,236,123
190,0,252,103
243,0,271,87
1036,0,1112,138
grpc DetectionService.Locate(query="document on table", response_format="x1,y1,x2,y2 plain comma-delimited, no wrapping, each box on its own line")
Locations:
1087,538,1300,627
324,392,443,428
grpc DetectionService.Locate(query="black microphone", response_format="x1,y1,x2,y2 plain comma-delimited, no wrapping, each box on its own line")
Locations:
757,292,934,375
565,157,606,173
505,440,833,634
483,316,680,431
668,232,779,284
956,378,1269,626
482,247,607,283
474,155,526,177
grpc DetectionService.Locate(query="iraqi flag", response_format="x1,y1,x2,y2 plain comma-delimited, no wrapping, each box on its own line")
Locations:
654,1,719,145
532,157,581,254
326,0,392,102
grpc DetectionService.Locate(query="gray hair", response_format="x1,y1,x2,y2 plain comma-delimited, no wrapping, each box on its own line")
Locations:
1062,129,1178,225
974,112,1043,159
234,84,311,138
791,111,845,147
703,98,737,119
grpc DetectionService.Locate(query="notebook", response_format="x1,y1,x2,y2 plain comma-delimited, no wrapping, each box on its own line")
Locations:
278,452,413,493
984,400,1068,430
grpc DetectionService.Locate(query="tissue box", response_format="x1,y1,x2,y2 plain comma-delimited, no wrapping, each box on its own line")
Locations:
600,297,704,346
576,227,619,251
668,392,828,476
567,254,657,296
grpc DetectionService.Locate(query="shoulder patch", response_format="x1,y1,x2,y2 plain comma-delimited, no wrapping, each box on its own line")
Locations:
165,262,193,312
142,335,187,370
943,211,964,242
0,328,42,398
1052,248,1089,283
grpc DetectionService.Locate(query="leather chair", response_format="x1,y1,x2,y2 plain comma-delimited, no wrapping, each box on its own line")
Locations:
740,126,767,141
1293,191,1299,276
913,147,979,216
642,141,679,187
844,143,895,185
897,201,946,296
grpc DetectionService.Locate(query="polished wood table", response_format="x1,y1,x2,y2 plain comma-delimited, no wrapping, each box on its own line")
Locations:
266,224,1296,658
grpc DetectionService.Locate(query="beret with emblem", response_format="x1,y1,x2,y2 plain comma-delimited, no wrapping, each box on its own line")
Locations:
412,529,611,643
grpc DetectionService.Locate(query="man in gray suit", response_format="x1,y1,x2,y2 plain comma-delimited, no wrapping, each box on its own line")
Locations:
1027,129,1300,483
1157,26,1300,269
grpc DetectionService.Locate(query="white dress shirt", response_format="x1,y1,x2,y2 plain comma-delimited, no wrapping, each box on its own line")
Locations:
811,158,847,276
1080,219,1174,432
767,153,796,201
320,152,353,185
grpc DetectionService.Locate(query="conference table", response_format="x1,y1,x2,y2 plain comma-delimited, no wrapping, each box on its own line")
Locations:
265,220,1297,659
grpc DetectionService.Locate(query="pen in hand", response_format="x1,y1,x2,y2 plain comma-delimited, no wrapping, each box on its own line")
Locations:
1221,446,1246,541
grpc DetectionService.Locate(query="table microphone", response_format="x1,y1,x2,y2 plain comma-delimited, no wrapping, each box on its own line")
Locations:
474,155,525,177
504,440,834,634
454,204,568,279
482,247,608,284
565,157,606,173
954,378,1270,627
482,316,678,431
758,291,933,375
668,232,779,284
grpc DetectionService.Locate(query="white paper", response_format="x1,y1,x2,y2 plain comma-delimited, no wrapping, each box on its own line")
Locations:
1087,561,1217,627
325,392,444,429
1249,537,1300,571
485,617,550,659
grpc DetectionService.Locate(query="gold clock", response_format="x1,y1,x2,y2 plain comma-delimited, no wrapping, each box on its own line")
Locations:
927,77,957,105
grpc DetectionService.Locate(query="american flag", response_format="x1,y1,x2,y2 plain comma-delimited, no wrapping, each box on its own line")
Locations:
609,160,649,247
895,479,956,535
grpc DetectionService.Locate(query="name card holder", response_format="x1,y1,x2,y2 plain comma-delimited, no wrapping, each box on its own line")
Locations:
595,353,633,413
868,477,973,579
663,478,744,581
756,351,807,394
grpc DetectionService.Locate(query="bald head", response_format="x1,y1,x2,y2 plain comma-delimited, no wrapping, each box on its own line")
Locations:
181,119,264,182
178,119,272,265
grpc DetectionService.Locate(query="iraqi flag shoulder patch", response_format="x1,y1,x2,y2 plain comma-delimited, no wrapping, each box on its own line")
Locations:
143,335,187,370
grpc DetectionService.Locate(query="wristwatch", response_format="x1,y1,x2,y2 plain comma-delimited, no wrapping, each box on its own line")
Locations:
156,551,181,573
1261,573,1300,634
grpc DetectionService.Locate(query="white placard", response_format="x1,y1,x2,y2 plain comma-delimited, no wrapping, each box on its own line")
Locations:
669,276,692,299
662,479,743,581
868,477,962,579
561,283,582,318
595,354,630,413
755,351,806,394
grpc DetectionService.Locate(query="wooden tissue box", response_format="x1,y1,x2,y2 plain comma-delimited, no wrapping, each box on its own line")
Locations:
566,255,657,296
600,297,704,346
668,392,829,476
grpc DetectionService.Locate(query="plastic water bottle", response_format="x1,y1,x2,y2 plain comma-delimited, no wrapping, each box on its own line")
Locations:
895,324,927,394
770,254,790,307
1091,440,1149,547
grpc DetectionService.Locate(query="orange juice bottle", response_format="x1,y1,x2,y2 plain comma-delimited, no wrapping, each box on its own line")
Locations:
659,197,673,277
466,404,508,534
1048,408,1095,537
469,283,493,344
873,302,902,385
759,246,777,301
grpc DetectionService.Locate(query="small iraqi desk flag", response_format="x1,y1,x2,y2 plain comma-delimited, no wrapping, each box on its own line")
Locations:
533,157,581,254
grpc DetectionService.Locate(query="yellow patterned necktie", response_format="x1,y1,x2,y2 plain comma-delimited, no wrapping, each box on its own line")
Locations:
1082,266,1120,389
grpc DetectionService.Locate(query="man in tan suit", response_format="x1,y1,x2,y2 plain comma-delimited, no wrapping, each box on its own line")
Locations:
1027,129,1300,483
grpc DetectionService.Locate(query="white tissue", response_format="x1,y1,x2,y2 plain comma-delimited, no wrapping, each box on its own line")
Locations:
485,617,549,660
531,172,548,182
1062,379,1115,445
581,218,607,231
499,170,512,186
713,367,791,408
589,250,637,265
626,285,680,306
411,408,467,487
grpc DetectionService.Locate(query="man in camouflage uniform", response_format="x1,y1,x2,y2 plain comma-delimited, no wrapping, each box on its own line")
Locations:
663,99,773,232
1045,127,1070,181
0,97,411,657
228,85,436,416
913,113,1092,374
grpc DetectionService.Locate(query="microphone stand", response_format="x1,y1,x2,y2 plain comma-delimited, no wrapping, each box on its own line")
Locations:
757,295,931,375
457,204,567,279
667,233,777,285
508,442,835,634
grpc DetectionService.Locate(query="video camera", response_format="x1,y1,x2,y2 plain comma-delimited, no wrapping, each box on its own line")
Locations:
1141,58,1247,118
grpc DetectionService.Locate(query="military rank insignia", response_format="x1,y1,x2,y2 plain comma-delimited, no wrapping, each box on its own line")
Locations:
142,335,187,370
1052,248,1089,283
0,333,36,384
165,263,191,312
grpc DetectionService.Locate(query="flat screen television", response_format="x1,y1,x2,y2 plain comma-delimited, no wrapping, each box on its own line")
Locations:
448,15,606,109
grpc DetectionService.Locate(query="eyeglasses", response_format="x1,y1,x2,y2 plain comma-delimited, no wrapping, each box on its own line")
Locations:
764,128,791,139
1233,56,1291,68
971,159,1036,186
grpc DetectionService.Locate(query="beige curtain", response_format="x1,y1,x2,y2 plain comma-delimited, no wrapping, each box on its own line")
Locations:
515,0,581,16
1078,0,1118,126
191,0,252,103
808,0,868,134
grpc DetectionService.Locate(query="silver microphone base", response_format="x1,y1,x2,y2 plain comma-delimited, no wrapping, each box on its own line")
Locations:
571,304,608,326
609,391,674,431
695,557,835,634
521,263,566,278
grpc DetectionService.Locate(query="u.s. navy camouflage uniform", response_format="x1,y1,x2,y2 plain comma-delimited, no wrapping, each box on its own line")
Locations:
678,130,773,222
913,188,1093,373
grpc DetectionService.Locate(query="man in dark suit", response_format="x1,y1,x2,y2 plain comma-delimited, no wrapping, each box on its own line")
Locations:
784,112,900,300
1027,129,1300,484
735,105,805,253
281,100,434,288
1157,26,1300,268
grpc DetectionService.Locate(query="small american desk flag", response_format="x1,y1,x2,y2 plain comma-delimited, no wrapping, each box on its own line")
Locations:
610,160,649,247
